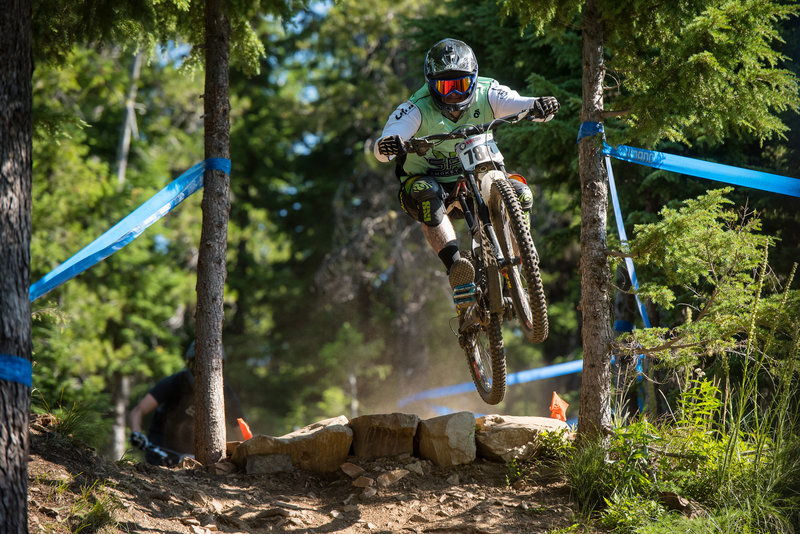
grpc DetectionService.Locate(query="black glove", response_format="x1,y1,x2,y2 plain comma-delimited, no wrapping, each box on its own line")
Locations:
130,431,148,450
377,135,406,157
527,97,560,122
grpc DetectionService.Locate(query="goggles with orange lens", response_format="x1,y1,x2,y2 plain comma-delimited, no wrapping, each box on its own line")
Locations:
429,74,476,97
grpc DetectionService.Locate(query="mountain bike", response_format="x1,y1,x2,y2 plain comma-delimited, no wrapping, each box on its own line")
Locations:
403,111,549,405
132,435,193,467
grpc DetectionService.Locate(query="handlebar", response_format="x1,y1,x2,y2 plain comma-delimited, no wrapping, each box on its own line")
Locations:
403,110,530,156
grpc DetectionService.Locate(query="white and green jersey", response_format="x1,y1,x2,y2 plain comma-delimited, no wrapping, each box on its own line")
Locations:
374,77,541,183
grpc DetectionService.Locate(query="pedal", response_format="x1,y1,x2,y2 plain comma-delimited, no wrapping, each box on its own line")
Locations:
453,282,477,308
454,282,478,333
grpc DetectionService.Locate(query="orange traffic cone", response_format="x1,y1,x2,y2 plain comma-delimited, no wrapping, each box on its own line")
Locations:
550,391,569,422
237,418,253,440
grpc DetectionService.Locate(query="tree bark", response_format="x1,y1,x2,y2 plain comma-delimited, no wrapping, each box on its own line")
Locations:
576,0,613,443
115,52,143,189
107,371,130,460
194,0,231,466
107,52,142,460
0,0,33,531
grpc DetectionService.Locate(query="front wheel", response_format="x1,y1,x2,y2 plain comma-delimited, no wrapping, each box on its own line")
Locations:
489,176,549,343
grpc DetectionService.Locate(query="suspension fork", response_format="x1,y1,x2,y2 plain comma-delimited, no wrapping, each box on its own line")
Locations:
456,179,476,234
462,170,506,265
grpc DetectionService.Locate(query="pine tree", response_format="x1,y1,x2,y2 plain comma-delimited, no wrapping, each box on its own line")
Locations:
499,0,800,440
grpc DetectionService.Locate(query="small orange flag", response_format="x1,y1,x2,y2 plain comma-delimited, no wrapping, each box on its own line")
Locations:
237,418,253,440
550,391,569,422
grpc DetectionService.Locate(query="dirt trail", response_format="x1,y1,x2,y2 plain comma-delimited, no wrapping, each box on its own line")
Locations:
27,417,585,533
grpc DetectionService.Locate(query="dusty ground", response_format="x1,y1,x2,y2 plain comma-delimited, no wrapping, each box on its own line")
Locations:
26,415,592,533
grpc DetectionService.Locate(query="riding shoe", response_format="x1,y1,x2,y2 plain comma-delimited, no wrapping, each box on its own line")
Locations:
449,258,476,327
448,257,475,290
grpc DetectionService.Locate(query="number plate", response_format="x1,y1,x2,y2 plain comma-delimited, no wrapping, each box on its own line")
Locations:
456,133,504,172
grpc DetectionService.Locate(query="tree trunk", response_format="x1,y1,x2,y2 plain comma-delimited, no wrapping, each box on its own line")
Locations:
194,0,231,466
576,0,613,442
394,287,431,401
107,371,130,460
115,52,143,189
108,52,141,460
0,0,33,531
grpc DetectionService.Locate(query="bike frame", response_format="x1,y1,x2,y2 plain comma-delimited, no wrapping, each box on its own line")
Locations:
401,109,549,404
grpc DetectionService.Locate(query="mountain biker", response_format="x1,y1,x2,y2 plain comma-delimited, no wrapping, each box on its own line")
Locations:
373,38,559,322
128,341,245,465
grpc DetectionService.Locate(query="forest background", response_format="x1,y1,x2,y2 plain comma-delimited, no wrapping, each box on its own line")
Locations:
29,0,800,461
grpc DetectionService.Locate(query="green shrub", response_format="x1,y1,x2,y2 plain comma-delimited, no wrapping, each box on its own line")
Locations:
505,457,529,486
560,439,613,516
538,427,573,462
600,492,665,533
608,419,661,497
634,509,745,534
32,388,106,448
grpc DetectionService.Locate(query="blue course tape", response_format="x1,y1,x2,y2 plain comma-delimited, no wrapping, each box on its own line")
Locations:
506,359,584,386
577,121,604,143
603,144,800,198
614,320,635,333
0,354,32,388
205,157,232,173
30,158,230,302
605,152,652,328
403,127,800,410
397,359,583,408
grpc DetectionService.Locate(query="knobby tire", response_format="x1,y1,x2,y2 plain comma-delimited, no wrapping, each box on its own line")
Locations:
490,177,549,343
459,230,507,404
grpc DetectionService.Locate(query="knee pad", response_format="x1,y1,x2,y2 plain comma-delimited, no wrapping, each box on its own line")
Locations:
509,178,533,212
398,176,446,226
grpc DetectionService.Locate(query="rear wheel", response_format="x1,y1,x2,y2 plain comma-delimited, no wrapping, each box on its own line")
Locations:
489,176,549,343
458,252,507,405
460,312,506,405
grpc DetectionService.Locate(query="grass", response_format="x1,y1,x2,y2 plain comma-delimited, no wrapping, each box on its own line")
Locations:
31,389,122,533
33,476,121,534
69,480,121,534
547,257,800,532
32,388,106,448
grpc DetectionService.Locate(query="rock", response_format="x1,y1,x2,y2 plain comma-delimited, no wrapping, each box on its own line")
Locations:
340,462,365,478
211,460,237,475
228,411,571,475
511,479,529,490
232,416,353,472
225,441,241,457
405,461,424,475
353,476,374,488
179,457,202,469
245,454,293,475
475,414,569,462
376,469,408,488
659,491,705,518
415,411,476,466
349,413,420,459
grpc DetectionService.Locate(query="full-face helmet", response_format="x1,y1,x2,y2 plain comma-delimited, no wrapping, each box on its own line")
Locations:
424,38,478,113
